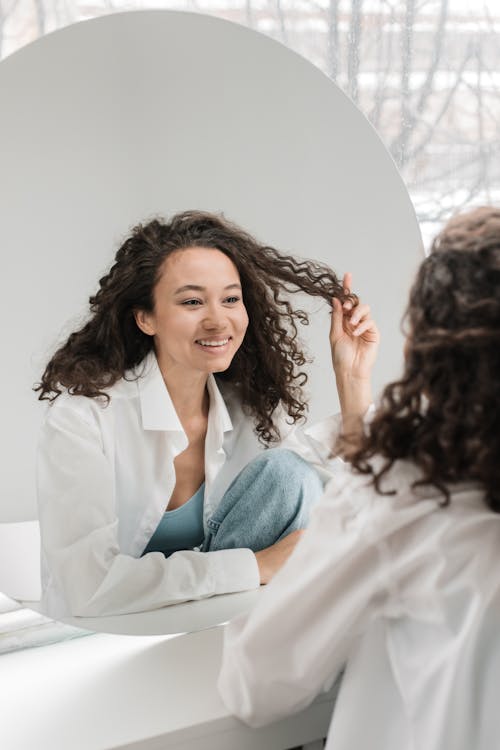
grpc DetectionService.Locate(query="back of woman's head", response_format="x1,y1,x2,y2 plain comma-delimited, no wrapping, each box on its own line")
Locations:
409,207,500,349
350,206,500,511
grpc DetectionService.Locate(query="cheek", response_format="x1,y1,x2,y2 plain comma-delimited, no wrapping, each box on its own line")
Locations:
239,307,250,336
163,309,190,333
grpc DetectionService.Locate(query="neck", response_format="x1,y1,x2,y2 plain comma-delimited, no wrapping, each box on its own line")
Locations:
160,364,210,421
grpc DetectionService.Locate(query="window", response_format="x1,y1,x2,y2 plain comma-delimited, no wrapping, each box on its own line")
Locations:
2,1,498,244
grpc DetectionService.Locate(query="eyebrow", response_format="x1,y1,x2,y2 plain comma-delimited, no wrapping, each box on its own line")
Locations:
173,283,242,295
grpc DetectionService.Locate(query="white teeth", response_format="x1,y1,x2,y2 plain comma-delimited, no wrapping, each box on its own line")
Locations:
197,338,230,347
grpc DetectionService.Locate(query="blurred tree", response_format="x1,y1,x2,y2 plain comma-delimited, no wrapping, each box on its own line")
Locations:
1,0,499,227
265,0,500,223
0,0,21,58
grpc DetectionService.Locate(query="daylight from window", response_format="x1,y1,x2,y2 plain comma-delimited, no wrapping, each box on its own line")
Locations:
2,0,499,244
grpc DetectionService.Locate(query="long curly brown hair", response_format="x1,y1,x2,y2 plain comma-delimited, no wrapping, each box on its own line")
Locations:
347,206,500,512
35,210,355,444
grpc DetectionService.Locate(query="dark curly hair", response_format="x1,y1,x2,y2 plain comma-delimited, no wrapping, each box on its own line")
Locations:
35,210,355,444
346,206,500,512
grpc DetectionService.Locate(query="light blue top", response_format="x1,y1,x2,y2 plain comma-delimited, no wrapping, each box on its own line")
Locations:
142,483,205,557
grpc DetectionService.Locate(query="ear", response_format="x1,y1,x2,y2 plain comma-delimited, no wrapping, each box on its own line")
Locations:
134,308,156,336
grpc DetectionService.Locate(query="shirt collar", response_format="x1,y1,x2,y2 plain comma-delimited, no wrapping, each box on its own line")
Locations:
206,373,233,434
136,351,233,434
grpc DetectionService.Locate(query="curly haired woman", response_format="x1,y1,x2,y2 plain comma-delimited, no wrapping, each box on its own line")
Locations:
219,206,500,750
36,210,378,618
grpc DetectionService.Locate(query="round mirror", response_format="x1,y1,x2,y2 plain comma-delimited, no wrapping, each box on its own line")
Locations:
0,10,422,634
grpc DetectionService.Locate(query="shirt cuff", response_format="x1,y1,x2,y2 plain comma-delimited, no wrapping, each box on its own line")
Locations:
304,413,344,461
210,548,260,595
304,404,375,456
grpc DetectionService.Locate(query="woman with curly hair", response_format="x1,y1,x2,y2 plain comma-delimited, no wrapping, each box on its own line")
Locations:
36,210,377,618
219,206,500,750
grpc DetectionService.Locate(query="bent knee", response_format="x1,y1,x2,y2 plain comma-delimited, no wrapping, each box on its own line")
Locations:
255,448,322,488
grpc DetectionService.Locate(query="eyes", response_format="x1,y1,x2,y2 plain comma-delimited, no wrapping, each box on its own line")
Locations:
181,296,241,307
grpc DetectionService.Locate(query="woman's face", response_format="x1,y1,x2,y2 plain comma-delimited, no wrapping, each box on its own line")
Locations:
135,246,249,378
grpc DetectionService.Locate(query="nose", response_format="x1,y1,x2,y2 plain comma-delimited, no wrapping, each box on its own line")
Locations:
201,302,227,330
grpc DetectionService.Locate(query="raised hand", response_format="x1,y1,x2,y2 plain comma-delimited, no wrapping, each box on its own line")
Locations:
330,273,380,433
330,272,380,382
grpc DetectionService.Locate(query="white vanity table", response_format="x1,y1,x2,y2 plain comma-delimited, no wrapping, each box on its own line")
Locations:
0,615,336,750
0,524,335,748
59,589,263,636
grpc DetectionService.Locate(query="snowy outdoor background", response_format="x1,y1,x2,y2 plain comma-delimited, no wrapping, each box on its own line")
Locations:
1,0,499,247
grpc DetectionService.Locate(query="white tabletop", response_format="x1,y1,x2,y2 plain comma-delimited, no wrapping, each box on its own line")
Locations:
0,623,336,750
59,588,263,636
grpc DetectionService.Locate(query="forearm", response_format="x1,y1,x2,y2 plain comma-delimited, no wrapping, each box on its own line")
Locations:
335,372,372,436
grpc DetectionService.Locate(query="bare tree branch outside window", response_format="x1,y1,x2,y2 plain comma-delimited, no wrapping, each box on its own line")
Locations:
1,0,499,235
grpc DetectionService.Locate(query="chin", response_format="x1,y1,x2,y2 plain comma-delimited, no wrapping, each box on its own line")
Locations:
210,357,235,374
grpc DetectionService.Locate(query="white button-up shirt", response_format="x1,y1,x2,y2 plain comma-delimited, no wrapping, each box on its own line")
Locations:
37,352,339,619
218,458,500,750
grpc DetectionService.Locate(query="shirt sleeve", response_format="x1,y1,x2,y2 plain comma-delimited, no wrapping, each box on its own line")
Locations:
217,467,395,728
279,405,377,483
280,414,344,482
37,404,259,618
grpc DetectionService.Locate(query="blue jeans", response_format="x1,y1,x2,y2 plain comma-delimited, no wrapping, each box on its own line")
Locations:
202,449,323,552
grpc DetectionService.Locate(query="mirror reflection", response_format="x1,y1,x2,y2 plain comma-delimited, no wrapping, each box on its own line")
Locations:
0,11,422,634
36,209,378,621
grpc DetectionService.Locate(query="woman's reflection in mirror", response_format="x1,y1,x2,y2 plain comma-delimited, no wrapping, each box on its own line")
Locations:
35,211,378,618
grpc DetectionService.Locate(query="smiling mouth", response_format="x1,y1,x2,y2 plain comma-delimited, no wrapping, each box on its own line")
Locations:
195,337,232,348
